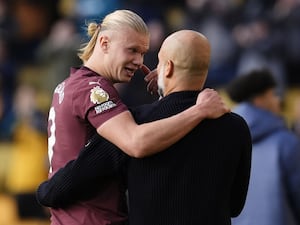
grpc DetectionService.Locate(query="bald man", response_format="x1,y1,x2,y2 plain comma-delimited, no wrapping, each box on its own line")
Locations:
37,30,252,225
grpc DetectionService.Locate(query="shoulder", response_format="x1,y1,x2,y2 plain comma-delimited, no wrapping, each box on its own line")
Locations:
214,112,252,140
217,112,249,129
67,70,119,102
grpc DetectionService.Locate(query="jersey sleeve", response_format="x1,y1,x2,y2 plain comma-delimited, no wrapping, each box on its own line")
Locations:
72,77,128,129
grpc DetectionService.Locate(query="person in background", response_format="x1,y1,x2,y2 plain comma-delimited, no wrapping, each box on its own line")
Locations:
5,83,49,220
37,29,251,225
45,9,229,225
226,69,300,225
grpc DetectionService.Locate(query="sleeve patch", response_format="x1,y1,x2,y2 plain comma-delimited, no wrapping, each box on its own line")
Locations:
94,101,117,114
90,86,109,104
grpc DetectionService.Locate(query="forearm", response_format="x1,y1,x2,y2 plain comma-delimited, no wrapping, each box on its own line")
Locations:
36,161,76,208
36,135,128,208
100,104,206,158
135,104,206,157
99,88,229,158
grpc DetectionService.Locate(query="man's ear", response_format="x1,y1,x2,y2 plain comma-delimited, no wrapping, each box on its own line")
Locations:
99,35,109,52
165,60,174,78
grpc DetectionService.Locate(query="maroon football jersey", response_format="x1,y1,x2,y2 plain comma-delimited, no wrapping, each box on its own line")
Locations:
48,66,128,225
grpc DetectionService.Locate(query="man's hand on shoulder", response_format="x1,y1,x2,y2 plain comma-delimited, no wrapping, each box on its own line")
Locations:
196,88,230,119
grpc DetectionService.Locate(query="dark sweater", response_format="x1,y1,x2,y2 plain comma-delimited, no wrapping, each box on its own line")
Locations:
37,91,252,225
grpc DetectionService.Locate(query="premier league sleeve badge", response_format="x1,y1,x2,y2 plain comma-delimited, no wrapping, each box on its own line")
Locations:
90,86,117,114
90,86,109,104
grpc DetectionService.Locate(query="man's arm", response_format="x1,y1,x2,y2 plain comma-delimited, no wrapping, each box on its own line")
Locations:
230,114,252,217
98,88,230,158
36,134,128,208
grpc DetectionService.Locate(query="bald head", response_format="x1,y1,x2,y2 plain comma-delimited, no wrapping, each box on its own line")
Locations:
157,30,211,96
160,30,211,77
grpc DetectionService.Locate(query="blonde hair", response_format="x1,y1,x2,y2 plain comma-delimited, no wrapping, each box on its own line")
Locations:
78,9,149,63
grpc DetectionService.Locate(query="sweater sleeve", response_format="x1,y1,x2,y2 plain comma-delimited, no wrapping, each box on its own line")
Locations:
36,134,128,208
230,115,252,217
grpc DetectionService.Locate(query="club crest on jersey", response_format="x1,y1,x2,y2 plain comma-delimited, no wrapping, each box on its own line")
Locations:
90,86,109,104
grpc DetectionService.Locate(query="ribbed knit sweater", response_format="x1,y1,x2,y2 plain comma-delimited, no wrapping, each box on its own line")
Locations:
37,91,252,225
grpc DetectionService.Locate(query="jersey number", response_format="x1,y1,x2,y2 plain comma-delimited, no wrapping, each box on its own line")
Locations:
48,107,56,173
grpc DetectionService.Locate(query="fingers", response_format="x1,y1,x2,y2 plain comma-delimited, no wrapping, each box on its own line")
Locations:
140,64,151,76
144,68,157,82
146,78,158,94
146,79,152,92
142,66,158,95
196,88,231,118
